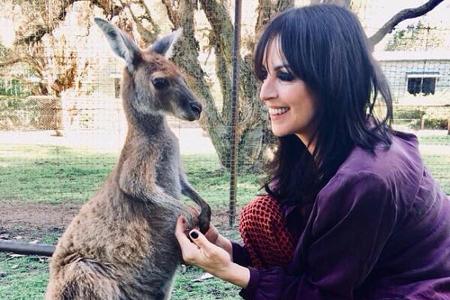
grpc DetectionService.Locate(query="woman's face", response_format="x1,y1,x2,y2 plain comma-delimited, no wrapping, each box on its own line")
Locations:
260,40,317,146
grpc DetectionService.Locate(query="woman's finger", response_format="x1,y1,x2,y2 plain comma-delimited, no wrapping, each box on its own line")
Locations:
188,229,214,255
175,216,194,249
175,216,204,264
204,224,219,244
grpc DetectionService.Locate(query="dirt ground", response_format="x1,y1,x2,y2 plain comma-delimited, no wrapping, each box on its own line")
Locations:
0,201,80,241
0,201,237,243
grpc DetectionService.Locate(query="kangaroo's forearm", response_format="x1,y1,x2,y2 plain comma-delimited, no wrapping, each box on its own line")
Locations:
118,160,182,210
181,184,211,213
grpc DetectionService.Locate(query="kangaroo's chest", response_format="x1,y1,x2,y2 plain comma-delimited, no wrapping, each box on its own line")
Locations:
154,133,182,198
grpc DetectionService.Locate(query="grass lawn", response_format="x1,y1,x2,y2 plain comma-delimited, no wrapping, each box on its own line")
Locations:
0,145,258,299
419,134,450,146
0,135,449,299
0,253,50,300
0,145,261,207
418,135,450,193
0,252,243,300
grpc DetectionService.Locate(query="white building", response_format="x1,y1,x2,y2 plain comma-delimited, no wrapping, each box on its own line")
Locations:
374,50,450,101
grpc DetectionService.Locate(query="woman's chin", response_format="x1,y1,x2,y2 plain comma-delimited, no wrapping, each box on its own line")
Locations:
271,128,290,137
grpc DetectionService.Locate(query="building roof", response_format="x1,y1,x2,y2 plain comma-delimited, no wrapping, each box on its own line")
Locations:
373,50,450,62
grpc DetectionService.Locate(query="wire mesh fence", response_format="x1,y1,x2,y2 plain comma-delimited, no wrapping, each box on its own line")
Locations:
0,0,449,220
0,2,449,299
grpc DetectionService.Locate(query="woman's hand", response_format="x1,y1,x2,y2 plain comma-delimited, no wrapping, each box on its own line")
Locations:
186,207,233,256
175,216,231,273
175,216,250,288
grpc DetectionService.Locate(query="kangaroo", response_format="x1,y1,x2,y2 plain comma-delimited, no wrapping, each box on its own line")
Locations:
46,18,211,300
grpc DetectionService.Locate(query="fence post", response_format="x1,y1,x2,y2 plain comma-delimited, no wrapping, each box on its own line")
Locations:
447,118,449,135
228,0,242,228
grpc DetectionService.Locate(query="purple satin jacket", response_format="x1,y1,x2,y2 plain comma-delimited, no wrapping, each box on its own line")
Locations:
232,132,450,299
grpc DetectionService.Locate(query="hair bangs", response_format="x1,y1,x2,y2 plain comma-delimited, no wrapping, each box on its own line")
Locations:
254,16,290,81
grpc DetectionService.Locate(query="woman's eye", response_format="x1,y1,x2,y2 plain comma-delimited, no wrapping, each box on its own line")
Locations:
152,78,169,89
259,69,268,81
277,71,295,82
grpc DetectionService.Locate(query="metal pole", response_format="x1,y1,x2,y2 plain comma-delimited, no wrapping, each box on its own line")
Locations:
0,240,55,257
229,0,242,228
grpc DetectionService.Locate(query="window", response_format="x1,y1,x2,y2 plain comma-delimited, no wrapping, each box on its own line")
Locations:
406,73,439,96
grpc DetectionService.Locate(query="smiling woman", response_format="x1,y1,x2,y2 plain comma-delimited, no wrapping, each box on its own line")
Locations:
176,4,450,300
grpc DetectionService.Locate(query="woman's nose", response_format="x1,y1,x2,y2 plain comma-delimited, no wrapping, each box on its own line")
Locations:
259,78,277,102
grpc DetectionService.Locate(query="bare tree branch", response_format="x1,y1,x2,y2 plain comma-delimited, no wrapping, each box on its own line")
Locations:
138,0,161,35
0,57,23,68
119,0,158,43
256,0,293,37
13,0,124,46
256,0,273,32
161,0,182,27
198,0,234,120
369,0,445,47
199,0,234,62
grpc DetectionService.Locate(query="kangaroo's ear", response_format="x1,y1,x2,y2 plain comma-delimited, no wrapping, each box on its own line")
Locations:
94,17,141,72
150,28,182,58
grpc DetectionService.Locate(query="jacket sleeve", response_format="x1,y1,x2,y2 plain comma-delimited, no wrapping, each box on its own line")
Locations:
231,241,252,267
239,172,398,299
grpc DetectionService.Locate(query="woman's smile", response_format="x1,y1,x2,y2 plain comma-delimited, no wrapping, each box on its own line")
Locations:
268,107,290,118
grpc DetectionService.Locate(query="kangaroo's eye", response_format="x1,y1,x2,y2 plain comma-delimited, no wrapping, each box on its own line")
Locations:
152,78,169,90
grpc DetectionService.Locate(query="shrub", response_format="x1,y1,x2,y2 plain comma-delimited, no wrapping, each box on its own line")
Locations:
393,107,426,120
0,96,61,130
393,104,450,130
423,117,448,130
394,108,426,120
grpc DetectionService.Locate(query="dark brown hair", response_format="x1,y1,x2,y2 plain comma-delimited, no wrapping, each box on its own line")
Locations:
254,5,393,205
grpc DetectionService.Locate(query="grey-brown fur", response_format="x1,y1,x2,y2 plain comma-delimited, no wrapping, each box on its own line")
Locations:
46,18,211,300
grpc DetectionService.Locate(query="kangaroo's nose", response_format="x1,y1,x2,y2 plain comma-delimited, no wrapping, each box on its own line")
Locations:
190,102,202,115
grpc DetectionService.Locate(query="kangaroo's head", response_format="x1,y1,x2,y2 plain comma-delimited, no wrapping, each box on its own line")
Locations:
94,17,202,121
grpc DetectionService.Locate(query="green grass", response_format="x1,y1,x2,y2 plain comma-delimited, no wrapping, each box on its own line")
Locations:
0,253,241,300
423,154,450,193
0,145,115,203
418,134,450,146
1,136,446,205
0,253,49,300
418,135,450,193
182,154,263,208
172,266,241,299
0,135,448,299
0,145,261,207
